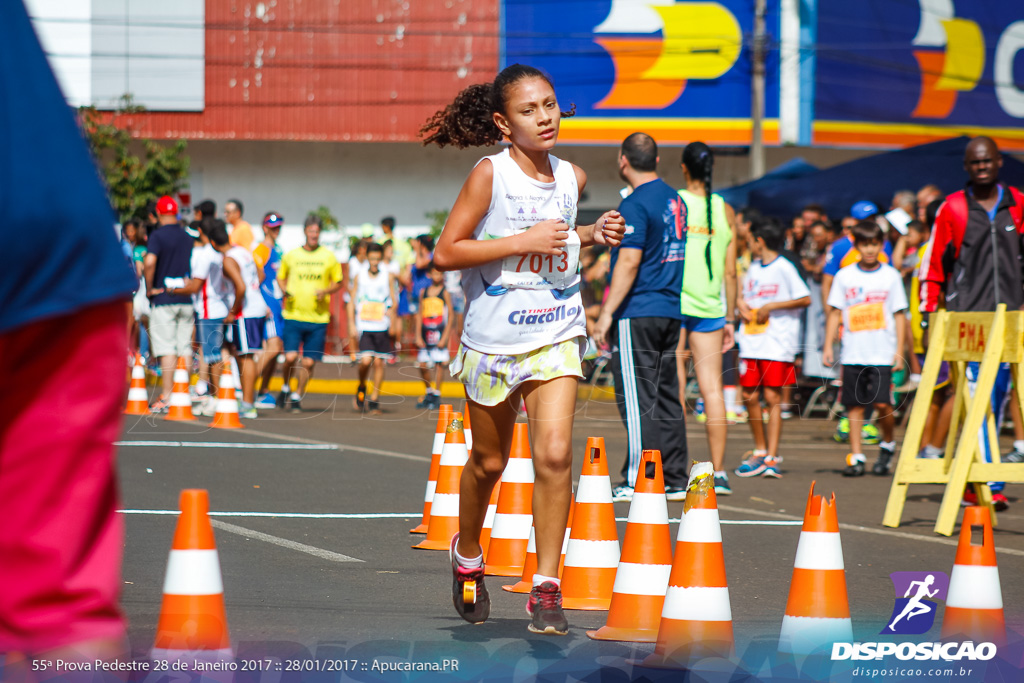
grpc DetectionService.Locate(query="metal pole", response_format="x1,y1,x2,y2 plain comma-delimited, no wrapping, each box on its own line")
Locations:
750,0,767,179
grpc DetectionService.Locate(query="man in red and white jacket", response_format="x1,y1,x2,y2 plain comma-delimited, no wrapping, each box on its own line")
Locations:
919,136,1024,510
920,137,1024,314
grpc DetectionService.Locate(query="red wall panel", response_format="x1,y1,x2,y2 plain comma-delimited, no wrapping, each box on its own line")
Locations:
132,0,499,141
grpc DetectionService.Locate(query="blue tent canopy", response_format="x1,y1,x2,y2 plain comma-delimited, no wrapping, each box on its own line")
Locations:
746,137,1024,220
717,157,818,210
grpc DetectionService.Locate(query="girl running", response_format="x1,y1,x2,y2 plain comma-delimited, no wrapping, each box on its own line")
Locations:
675,142,738,495
423,64,625,635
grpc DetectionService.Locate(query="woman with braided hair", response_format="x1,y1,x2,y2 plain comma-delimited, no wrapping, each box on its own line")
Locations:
675,141,738,495
423,64,626,635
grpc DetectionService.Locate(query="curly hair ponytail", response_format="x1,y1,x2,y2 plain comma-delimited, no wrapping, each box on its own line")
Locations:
419,83,503,149
420,64,574,149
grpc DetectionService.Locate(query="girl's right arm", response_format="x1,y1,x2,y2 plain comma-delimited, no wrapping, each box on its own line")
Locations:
433,160,571,272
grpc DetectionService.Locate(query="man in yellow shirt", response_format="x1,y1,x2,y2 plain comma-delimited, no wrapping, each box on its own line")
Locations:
277,215,344,412
226,198,254,250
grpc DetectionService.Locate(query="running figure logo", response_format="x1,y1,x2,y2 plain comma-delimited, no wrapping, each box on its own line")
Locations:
882,571,949,635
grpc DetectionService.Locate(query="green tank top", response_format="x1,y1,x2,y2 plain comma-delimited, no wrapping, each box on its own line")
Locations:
679,190,732,318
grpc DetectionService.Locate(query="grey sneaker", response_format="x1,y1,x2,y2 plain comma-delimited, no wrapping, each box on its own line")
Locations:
450,534,489,624
610,483,634,502
873,445,896,475
714,473,732,495
239,402,258,420
1004,447,1024,464
526,581,568,635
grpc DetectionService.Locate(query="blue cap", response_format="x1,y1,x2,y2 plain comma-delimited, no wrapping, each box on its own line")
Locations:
850,201,879,220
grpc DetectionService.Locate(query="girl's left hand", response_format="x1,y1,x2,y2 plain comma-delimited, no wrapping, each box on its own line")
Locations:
593,211,626,247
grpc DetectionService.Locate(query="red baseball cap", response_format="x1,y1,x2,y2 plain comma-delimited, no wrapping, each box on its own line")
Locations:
156,195,178,216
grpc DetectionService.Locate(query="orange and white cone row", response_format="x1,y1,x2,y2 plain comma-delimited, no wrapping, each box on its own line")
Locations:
125,354,150,415
165,357,196,421
778,481,852,655
588,449,673,642
643,462,732,667
152,490,231,662
411,405,453,534
485,423,534,576
413,413,468,551
561,437,620,610
941,506,1005,644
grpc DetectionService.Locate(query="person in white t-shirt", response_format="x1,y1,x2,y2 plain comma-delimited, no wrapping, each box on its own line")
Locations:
175,218,230,416
733,217,811,479
824,220,908,477
223,238,268,419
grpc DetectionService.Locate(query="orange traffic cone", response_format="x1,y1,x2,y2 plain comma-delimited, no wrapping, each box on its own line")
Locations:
463,401,473,453
125,354,150,415
479,479,501,557
411,405,453,534
778,481,852,655
485,423,534,576
941,506,1005,644
643,462,732,667
503,492,574,594
561,437,620,610
164,357,196,421
413,413,468,551
152,490,231,662
210,363,244,429
589,449,673,642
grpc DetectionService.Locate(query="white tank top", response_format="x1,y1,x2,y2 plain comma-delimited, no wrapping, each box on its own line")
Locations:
227,246,268,320
461,148,586,355
355,268,393,333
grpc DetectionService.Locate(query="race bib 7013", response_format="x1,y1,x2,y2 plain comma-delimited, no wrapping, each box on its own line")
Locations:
500,230,580,291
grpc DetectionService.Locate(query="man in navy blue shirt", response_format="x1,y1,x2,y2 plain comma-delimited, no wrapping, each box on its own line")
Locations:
594,133,688,502
144,195,196,409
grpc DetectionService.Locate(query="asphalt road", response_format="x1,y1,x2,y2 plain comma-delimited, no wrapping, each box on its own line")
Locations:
114,394,1024,682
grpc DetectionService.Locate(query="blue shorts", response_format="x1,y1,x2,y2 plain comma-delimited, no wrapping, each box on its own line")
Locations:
283,319,327,361
681,315,726,334
263,297,285,340
196,317,225,360
225,317,266,355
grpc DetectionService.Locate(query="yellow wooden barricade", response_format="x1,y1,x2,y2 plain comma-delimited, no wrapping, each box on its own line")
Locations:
883,305,1024,536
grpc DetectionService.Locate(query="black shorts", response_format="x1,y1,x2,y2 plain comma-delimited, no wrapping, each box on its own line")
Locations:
842,365,893,408
358,330,393,358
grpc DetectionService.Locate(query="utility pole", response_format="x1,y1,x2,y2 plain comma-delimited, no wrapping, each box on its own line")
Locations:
750,0,767,179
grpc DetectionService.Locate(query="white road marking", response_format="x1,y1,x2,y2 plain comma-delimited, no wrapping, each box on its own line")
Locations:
209,519,363,563
719,503,1024,558
116,441,338,450
117,436,430,462
119,510,419,519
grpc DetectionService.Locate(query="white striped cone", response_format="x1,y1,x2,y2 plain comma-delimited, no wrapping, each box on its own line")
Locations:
561,437,620,610
165,357,196,421
152,490,231,661
412,405,453,534
941,506,1005,644
643,463,732,667
413,413,469,550
589,449,673,642
485,423,534,576
503,492,574,594
778,481,852,655
125,356,151,415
